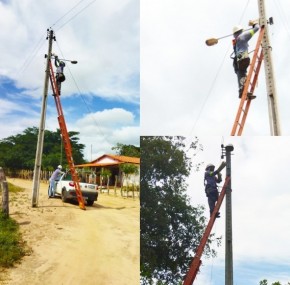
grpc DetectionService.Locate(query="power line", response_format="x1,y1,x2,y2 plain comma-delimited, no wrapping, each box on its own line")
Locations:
187,0,251,136
53,0,97,31
50,0,88,28
16,0,96,78
273,0,290,42
54,40,111,146
16,34,46,79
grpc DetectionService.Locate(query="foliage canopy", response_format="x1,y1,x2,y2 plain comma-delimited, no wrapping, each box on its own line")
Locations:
0,127,85,170
140,136,219,284
112,143,140,157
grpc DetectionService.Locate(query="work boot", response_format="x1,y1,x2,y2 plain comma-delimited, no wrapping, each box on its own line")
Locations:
247,92,256,100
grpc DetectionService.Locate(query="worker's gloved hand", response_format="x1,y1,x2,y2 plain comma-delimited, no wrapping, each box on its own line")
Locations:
217,173,222,183
248,19,259,27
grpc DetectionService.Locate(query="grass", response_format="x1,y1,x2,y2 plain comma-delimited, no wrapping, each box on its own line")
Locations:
0,213,26,267
6,182,25,193
0,183,26,268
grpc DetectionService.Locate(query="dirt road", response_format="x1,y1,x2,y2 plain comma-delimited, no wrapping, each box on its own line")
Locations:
1,178,140,285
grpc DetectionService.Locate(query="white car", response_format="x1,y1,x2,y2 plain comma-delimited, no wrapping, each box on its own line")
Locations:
53,172,99,206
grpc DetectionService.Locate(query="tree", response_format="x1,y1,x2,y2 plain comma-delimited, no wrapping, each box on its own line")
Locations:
112,143,140,157
140,136,219,284
99,167,112,188
0,127,85,170
120,163,139,186
260,280,290,285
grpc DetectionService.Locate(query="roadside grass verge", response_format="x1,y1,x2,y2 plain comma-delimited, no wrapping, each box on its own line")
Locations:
0,212,26,267
6,182,25,193
0,183,27,268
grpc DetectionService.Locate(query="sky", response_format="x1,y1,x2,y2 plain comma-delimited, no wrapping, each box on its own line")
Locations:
0,0,139,161
184,136,290,285
141,0,290,136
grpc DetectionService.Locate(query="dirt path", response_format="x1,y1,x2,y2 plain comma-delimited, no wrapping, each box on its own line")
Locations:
1,178,140,285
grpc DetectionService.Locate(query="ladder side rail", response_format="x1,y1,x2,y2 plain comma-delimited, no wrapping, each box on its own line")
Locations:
237,49,264,135
48,61,65,117
231,27,265,135
183,176,231,285
48,61,86,210
240,26,265,100
249,49,264,94
57,117,84,205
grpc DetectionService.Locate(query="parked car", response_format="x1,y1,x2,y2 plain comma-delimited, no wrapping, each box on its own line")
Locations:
51,171,99,206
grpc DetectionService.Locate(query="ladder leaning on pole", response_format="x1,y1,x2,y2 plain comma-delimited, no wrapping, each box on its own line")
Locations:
183,176,231,285
48,59,86,210
231,26,265,136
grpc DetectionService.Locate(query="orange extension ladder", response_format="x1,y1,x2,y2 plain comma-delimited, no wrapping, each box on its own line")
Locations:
48,60,86,210
231,26,265,136
183,176,231,285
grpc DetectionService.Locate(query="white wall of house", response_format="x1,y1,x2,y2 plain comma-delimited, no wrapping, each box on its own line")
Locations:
122,165,140,186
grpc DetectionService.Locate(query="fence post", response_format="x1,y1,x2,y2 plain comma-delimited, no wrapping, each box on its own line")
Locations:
0,167,9,217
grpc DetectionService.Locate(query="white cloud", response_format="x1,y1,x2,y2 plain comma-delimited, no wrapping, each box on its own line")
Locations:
72,108,139,160
0,0,139,157
0,0,139,103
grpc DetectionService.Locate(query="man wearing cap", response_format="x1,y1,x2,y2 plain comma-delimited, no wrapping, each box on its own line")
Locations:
232,19,260,99
48,165,64,198
204,163,223,218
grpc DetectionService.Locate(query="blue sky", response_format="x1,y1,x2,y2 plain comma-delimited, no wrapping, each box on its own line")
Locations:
0,0,139,160
185,136,290,284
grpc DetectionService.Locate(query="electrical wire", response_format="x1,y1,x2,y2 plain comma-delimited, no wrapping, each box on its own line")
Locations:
16,34,46,79
53,0,97,31
273,0,290,42
50,0,88,29
54,40,111,146
15,0,95,79
187,0,251,136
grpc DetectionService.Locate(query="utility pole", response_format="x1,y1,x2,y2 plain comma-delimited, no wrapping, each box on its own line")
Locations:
224,144,234,285
258,0,281,135
31,29,55,207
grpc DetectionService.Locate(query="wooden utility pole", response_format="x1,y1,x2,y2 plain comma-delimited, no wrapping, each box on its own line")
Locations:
258,0,281,135
0,167,9,216
31,29,55,207
225,144,234,285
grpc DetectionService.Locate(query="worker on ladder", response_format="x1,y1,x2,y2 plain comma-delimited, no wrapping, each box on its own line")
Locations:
204,162,225,218
54,54,66,95
232,19,260,99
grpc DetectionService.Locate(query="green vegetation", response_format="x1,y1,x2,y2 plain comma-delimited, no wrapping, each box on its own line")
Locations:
0,213,26,267
0,127,85,170
260,280,290,285
140,136,219,284
7,182,25,193
112,143,140,157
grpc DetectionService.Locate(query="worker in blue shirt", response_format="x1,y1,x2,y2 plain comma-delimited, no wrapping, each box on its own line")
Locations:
204,163,223,218
232,19,260,99
54,55,66,95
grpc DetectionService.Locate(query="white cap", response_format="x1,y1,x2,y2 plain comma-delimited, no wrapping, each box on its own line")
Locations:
233,25,243,35
58,165,62,169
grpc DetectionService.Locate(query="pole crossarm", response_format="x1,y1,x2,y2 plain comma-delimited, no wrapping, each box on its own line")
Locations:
231,26,265,136
183,176,231,285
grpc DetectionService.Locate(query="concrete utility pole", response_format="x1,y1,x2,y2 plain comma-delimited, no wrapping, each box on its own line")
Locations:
31,29,55,207
225,144,234,285
258,0,281,135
